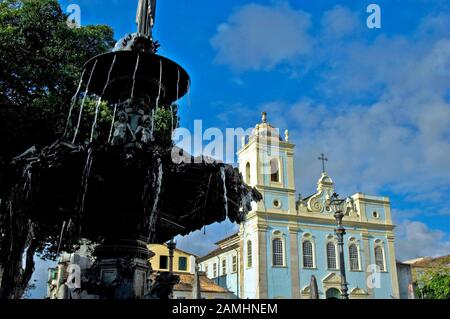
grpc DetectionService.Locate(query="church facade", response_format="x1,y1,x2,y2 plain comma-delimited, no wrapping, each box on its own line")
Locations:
198,114,400,299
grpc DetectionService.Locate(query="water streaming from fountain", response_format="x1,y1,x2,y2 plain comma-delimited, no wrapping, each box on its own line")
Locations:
78,148,94,234
131,54,140,98
108,103,118,143
155,59,163,109
187,80,191,109
170,104,174,138
147,158,163,242
220,166,229,218
22,163,33,201
150,108,155,141
56,220,67,256
89,97,102,143
72,60,98,144
176,68,180,102
90,56,117,143
63,69,86,138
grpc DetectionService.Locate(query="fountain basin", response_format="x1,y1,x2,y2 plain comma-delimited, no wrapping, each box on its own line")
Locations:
83,51,190,106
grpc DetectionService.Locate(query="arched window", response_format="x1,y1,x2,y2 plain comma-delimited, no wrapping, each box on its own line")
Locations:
349,244,360,270
270,158,279,182
272,238,284,266
326,242,337,269
303,240,314,268
375,246,385,271
247,240,253,268
245,162,251,183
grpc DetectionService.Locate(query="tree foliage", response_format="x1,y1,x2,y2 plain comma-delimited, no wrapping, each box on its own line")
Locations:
416,266,450,299
0,0,115,161
0,0,115,299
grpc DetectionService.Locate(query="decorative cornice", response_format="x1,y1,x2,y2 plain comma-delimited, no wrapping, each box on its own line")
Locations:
255,184,296,193
257,224,269,231
253,211,395,231
288,225,300,233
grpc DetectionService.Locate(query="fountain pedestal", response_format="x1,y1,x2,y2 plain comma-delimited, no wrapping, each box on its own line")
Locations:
93,238,153,299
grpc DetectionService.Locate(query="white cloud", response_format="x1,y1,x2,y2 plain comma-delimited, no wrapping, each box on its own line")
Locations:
176,221,239,256
320,5,360,40
395,220,450,261
210,3,312,71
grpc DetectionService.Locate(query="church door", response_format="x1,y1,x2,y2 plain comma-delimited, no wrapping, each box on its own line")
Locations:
325,288,341,299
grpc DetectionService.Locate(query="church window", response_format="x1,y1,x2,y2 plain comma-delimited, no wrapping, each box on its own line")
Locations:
222,258,227,275
213,263,217,277
375,246,385,271
246,162,251,183
272,238,284,266
303,240,314,268
232,255,237,273
372,211,379,218
273,200,281,208
270,158,280,182
349,244,360,270
247,240,253,268
326,242,337,269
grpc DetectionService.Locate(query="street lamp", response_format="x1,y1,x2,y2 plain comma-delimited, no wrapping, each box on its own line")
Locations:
167,238,176,275
326,192,350,299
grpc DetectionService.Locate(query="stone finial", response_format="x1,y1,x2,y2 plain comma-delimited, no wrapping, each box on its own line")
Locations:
284,129,289,142
261,112,267,123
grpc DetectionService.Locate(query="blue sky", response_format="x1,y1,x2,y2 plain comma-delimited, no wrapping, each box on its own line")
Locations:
29,0,450,298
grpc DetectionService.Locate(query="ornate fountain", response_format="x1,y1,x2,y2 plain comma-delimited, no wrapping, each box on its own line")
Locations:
0,0,261,299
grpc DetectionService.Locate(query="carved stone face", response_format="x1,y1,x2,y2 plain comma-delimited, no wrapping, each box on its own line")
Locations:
118,112,127,123
140,115,151,127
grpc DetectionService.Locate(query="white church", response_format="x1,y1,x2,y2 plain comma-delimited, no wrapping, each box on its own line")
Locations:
198,113,400,299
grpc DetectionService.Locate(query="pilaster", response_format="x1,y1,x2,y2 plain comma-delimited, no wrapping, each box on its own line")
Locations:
257,225,268,299
288,226,300,299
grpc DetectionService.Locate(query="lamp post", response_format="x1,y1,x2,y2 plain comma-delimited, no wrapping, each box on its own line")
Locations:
167,238,176,275
327,192,349,299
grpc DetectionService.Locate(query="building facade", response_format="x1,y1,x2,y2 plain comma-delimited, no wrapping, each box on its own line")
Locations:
199,113,400,299
148,244,197,274
148,244,235,299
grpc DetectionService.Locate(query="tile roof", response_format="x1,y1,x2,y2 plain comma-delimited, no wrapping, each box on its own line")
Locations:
173,272,231,294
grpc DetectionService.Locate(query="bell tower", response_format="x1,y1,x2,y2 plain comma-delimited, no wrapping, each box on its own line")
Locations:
236,112,297,299
238,112,297,215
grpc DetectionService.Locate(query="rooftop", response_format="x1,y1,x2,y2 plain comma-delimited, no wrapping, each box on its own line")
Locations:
173,272,231,294
403,255,450,268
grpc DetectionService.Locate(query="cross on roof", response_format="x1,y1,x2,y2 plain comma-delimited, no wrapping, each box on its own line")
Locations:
318,153,328,173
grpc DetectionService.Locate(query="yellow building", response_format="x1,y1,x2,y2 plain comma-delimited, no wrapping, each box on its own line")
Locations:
148,244,235,299
148,244,195,273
